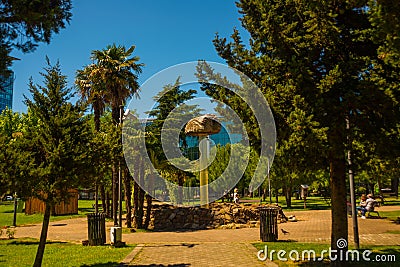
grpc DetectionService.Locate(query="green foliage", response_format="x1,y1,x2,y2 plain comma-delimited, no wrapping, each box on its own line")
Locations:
76,43,143,124
145,79,201,181
208,0,400,246
23,59,90,205
0,108,34,197
0,0,72,77
146,78,201,160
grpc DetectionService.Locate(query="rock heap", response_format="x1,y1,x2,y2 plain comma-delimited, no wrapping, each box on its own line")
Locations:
147,202,261,230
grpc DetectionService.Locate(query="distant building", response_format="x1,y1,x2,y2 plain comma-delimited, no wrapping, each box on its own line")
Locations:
184,121,242,160
0,70,15,113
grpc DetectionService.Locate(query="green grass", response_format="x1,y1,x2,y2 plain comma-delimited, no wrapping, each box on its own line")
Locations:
256,196,332,211
245,196,400,211
0,200,104,227
386,230,400,234
0,238,134,267
378,210,400,221
253,242,400,266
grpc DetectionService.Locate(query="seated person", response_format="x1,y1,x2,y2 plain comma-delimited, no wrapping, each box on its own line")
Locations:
356,194,367,213
360,194,377,219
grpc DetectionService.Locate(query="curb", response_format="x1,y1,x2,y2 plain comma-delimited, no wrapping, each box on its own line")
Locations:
118,243,144,266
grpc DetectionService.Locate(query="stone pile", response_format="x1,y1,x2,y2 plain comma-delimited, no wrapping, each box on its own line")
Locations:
147,202,261,230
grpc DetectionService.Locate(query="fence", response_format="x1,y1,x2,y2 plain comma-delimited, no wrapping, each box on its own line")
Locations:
25,190,78,215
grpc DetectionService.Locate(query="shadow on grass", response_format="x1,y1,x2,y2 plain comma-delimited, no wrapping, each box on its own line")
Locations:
7,239,67,246
78,208,95,213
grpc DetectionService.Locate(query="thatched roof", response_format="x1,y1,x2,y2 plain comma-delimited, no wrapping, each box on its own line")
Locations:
185,114,221,136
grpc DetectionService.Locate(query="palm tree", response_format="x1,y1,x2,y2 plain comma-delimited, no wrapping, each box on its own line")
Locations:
76,44,143,222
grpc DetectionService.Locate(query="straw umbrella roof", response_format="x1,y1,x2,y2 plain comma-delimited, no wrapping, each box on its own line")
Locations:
185,114,221,136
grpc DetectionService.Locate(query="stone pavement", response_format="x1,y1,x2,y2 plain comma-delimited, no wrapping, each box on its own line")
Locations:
14,205,400,266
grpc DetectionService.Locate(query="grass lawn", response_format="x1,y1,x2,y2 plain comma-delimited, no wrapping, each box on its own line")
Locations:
378,210,400,221
0,238,134,267
253,242,400,266
0,200,113,227
243,196,400,212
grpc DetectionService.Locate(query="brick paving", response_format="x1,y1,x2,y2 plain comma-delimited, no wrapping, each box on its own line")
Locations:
13,205,400,266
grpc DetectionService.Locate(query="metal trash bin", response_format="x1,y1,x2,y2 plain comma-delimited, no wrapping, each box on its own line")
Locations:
259,206,278,242
87,213,106,246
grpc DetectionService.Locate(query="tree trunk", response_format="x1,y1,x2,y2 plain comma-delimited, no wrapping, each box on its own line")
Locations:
330,157,348,264
33,202,52,267
100,184,108,217
112,164,118,226
391,177,399,198
133,180,140,228
177,174,184,205
94,182,98,213
123,167,132,228
143,194,153,229
284,185,292,208
111,105,122,226
137,159,145,228
105,190,111,218
93,102,101,214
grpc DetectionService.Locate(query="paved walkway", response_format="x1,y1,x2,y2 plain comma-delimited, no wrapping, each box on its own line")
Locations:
14,205,400,266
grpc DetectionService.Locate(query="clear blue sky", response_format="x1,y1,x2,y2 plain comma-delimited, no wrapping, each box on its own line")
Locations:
11,0,248,116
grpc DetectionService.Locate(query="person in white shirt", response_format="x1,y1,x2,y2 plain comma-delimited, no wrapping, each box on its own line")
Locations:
361,194,377,219
233,188,240,204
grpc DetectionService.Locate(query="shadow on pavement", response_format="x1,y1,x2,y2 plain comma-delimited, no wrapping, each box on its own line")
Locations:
143,243,198,248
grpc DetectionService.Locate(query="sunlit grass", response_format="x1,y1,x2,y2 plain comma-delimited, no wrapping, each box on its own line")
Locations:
0,200,107,227
0,238,134,267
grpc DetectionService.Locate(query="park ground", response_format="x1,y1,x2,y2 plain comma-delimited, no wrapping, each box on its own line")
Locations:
1,198,399,266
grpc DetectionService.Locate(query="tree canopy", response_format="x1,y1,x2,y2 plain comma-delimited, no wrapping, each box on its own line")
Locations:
207,0,400,253
0,0,72,78
24,59,89,267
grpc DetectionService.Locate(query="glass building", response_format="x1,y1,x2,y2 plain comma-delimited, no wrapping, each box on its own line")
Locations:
0,70,14,113
183,122,242,160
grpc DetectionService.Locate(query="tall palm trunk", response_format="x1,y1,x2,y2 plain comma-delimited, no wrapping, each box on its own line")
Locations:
123,166,133,228
100,184,108,217
93,97,102,213
137,158,145,228
112,105,121,226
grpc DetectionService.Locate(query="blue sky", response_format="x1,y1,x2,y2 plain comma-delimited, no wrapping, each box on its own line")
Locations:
11,0,248,116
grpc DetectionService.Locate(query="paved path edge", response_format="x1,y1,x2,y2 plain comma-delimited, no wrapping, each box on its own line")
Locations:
118,244,144,266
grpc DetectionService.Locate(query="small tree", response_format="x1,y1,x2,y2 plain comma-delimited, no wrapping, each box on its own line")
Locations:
24,59,90,267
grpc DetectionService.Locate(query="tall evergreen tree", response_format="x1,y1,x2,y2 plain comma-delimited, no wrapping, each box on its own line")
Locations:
205,0,400,257
24,59,89,267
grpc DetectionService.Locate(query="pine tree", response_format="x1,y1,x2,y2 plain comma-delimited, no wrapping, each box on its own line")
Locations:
206,0,400,257
24,59,90,267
